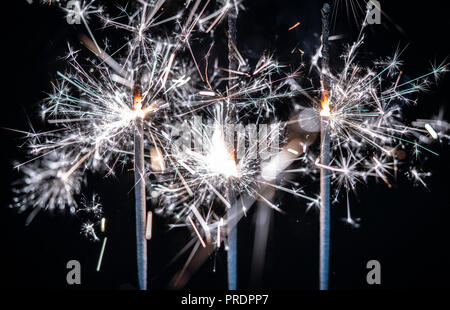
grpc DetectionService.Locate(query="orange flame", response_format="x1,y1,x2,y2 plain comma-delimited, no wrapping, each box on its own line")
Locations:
320,93,330,117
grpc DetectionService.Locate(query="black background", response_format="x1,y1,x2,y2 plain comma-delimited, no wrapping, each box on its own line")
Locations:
0,0,449,290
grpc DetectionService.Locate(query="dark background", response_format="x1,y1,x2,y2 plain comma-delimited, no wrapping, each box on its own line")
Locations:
0,0,449,289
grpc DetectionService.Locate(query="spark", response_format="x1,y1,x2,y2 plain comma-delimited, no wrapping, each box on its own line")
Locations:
287,148,299,155
81,222,99,241
101,217,106,233
145,211,153,240
96,237,107,272
199,90,216,97
217,218,223,248
425,123,438,140
188,215,206,248
289,21,301,31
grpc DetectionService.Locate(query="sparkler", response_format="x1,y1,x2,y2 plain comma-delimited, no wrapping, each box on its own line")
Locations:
133,70,147,290
10,0,239,290
154,92,314,287
306,1,448,289
310,19,447,194
319,3,331,291
227,2,239,291
150,0,311,288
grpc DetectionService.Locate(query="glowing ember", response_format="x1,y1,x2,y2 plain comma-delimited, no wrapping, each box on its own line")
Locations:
320,94,331,117
133,96,157,119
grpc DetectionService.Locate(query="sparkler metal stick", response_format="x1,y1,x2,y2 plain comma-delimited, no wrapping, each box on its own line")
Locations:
133,70,147,290
319,2,331,291
227,3,238,291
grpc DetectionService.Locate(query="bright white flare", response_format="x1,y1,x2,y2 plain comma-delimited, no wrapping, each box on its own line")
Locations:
206,126,239,178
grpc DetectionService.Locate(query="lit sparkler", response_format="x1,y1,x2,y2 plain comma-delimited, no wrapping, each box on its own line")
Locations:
10,0,234,290
303,2,448,289
319,3,331,291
